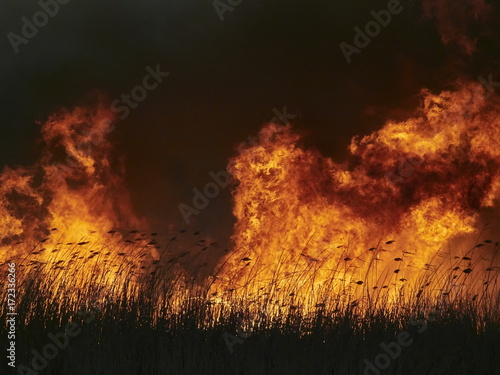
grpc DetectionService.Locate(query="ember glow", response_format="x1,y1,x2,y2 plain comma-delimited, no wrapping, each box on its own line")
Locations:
214,82,500,308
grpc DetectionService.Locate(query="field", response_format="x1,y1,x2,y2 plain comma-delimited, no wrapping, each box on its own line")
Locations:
2,232,499,375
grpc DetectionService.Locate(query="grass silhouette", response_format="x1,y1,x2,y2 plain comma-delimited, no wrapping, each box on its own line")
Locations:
1,230,499,374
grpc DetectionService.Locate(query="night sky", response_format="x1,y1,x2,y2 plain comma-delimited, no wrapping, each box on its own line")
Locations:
1,0,499,245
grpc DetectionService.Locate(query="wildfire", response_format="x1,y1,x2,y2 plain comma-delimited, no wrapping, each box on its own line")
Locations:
213,81,500,308
0,101,155,298
1,82,499,317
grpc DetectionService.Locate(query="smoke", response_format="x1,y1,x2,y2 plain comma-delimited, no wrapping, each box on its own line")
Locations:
422,0,493,55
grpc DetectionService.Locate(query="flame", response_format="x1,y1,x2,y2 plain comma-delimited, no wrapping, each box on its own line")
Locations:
39,104,143,239
0,101,153,295
1,84,499,318
214,82,500,309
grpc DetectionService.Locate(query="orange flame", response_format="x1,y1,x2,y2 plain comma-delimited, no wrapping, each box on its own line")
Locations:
39,104,144,239
0,101,154,295
214,82,500,308
1,102,143,245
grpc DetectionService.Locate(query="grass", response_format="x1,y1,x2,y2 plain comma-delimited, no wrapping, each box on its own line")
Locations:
1,230,499,374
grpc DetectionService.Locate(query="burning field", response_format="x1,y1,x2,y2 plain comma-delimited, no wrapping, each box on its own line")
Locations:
1,1,500,374
1,81,499,374
216,82,500,307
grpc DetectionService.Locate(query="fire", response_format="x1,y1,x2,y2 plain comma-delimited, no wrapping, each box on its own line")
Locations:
0,103,140,244
0,101,155,298
1,83,498,317
39,104,144,239
214,82,500,309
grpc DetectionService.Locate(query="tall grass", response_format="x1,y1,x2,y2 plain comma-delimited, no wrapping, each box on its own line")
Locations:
1,230,499,374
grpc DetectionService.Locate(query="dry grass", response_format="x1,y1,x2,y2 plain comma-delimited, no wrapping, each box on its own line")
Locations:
1,231,499,374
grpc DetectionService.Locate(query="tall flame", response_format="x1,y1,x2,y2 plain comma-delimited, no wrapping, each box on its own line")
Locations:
214,82,500,308
1,102,143,247
0,101,153,298
39,104,144,239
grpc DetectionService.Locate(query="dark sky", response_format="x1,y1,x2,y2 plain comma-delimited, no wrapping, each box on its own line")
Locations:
1,0,499,244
